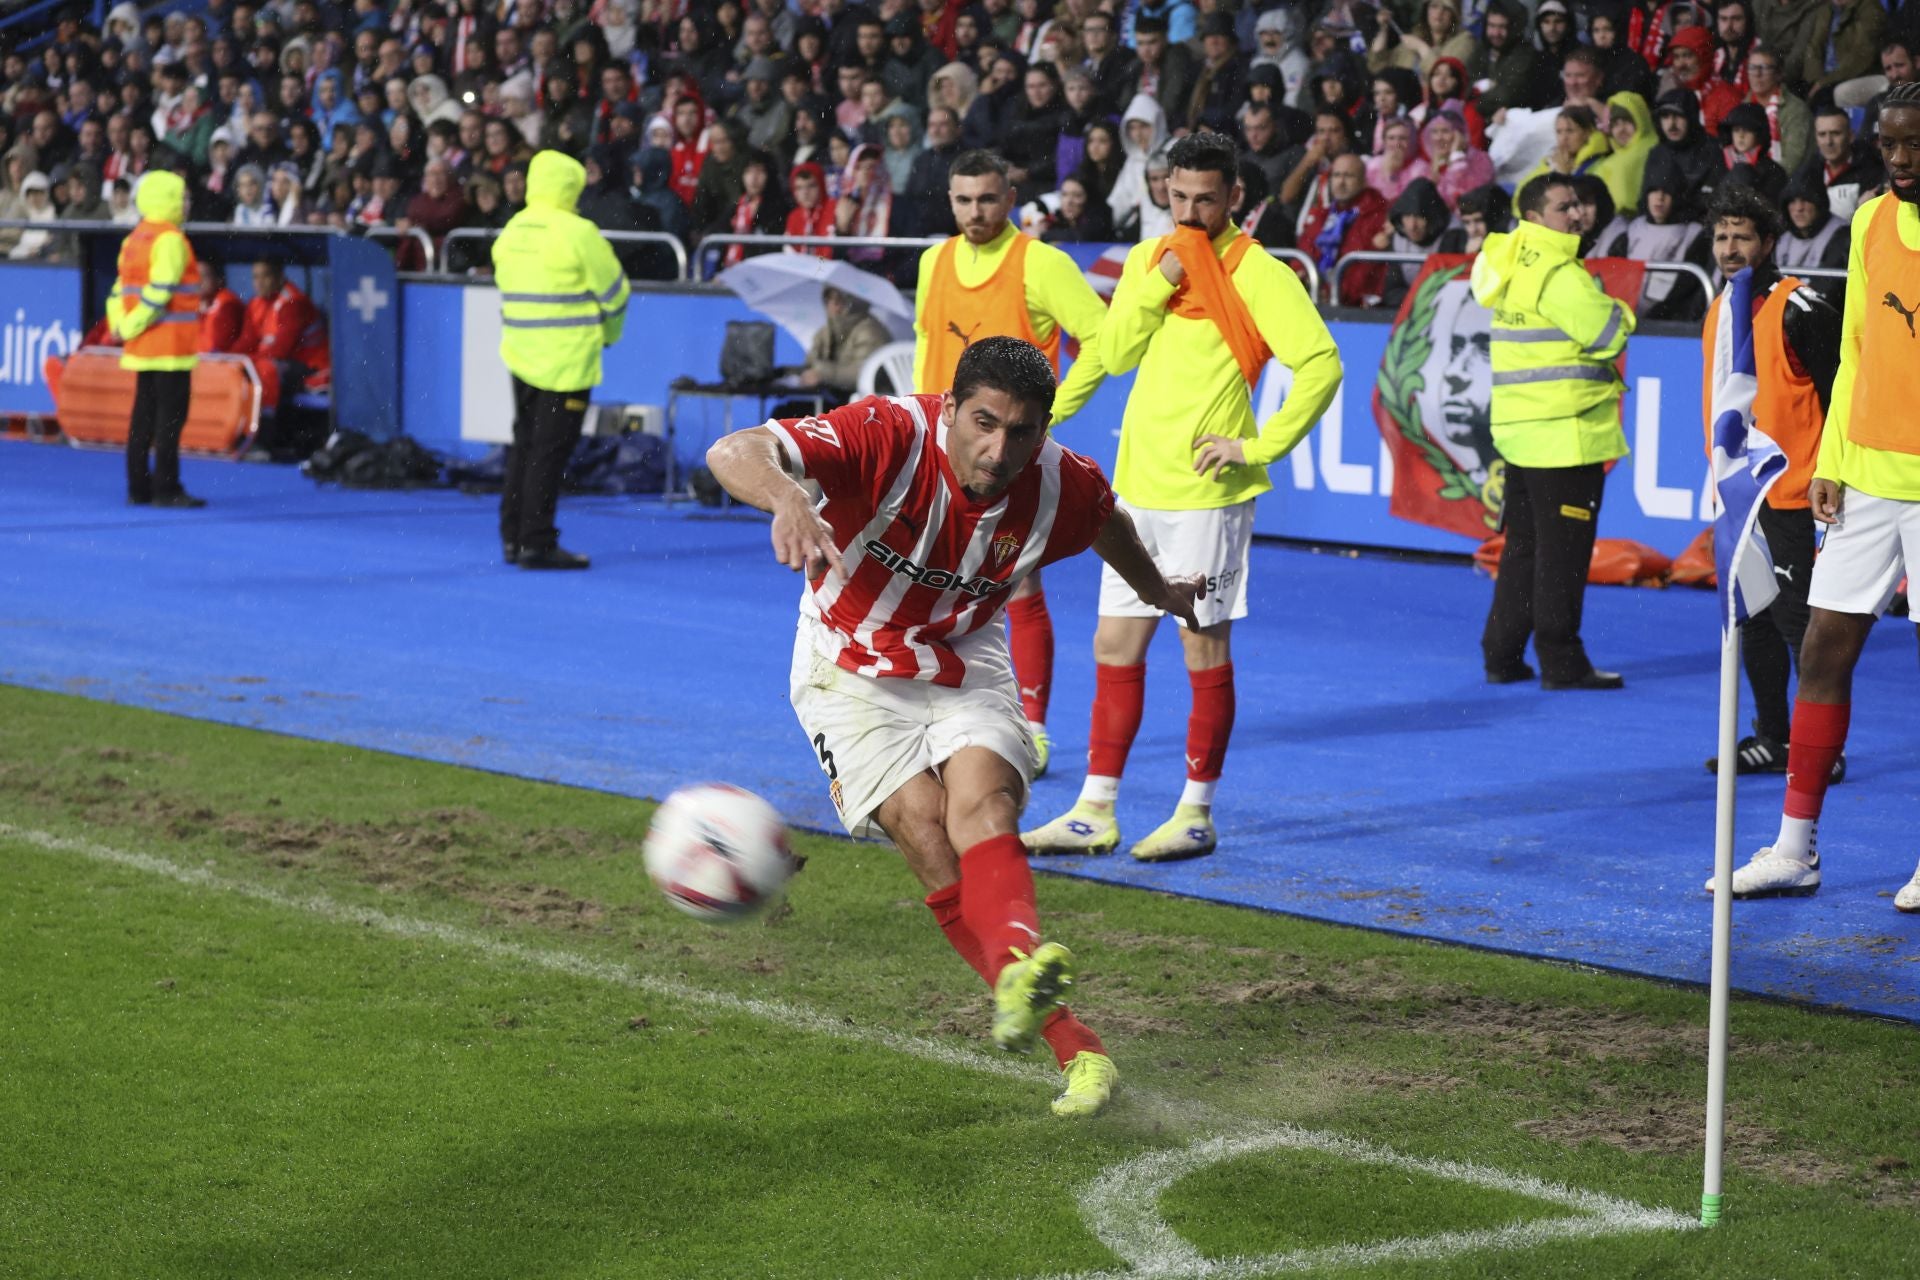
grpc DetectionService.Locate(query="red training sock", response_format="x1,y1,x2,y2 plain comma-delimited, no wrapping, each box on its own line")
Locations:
1185,663,1236,781
1784,698,1850,820
926,883,1105,1069
1089,662,1147,779
1005,590,1055,723
958,833,1040,978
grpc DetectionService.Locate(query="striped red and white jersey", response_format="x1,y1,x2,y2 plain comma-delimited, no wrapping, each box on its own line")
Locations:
766,393,1114,688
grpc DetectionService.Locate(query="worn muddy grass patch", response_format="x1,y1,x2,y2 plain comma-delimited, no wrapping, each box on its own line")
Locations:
3,684,1920,1279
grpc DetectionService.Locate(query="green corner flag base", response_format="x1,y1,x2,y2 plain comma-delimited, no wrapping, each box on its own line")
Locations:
1701,1193,1724,1226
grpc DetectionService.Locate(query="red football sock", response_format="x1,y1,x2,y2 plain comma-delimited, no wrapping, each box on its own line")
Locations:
1005,590,1055,723
926,884,1104,1069
1088,662,1147,779
958,833,1040,978
1040,1008,1106,1068
1784,698,1850,820
1185,663,1236,781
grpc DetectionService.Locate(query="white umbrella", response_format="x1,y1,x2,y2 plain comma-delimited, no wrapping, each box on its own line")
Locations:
716,254,916,350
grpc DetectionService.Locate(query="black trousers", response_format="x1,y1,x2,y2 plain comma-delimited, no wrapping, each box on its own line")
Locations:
500,375,588,553
125,369,192,500
1482,461,1608,682
1741,503,1818,742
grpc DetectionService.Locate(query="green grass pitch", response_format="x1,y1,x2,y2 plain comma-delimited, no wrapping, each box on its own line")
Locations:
1,684,1915,1278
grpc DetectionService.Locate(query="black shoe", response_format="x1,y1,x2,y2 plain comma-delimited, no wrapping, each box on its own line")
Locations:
1541,669,1624,691
502,541,520,565
517,546,590,570
1831,752,1847,785
127,492,152,506
151,491,207,509
1485,662,1536,684
1706,733,1788,775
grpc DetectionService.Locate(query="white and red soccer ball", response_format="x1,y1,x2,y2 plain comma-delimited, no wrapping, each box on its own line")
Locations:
643,783,797,922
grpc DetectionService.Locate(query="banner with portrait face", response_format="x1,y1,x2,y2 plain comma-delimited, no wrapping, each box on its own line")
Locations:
1371,254,1646,540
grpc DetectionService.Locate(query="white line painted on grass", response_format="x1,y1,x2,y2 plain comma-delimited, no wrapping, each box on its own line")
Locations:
9,821,1696,1278
0,822,1049,1086
1045,1128,1695,1279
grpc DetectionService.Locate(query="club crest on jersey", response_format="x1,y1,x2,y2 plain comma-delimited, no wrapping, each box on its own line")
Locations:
864,539,1002,596
991,533,1021,568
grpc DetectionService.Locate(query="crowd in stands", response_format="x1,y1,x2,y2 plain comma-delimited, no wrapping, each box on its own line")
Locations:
0,0,1908,312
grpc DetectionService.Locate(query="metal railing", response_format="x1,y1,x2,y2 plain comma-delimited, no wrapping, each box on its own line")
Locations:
1787,266,1847,281
1326,251,1433,304
1266,247,1320,302
694,233,940,281
1329,251,1718,310
439,226,690,280
363,224,435,267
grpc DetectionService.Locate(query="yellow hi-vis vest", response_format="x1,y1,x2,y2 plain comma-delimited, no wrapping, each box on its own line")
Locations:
492,151,631,393
1470,219,1635,468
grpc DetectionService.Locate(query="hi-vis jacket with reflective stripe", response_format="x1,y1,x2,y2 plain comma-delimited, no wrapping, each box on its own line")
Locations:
1470,219,1635,468
110,170,201,372
491,150,630,393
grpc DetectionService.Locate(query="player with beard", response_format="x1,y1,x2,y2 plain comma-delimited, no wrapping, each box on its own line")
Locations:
705,337,1203,1116
1717,82,1920,910
1696,185,1842,788
913,148,1113,778
1024,132,1341,862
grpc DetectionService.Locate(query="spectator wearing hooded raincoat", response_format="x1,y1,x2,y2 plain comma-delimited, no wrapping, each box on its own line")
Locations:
1600,148,1709,320
1775,168,1849,304
1593,89,1655,214
1108,91,1167,236
1377,176,1451,308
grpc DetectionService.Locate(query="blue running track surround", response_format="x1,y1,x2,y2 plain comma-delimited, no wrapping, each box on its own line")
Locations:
4,443,1916,1019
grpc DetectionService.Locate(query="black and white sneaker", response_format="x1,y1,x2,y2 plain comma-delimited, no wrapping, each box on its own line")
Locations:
1705,733,1787,775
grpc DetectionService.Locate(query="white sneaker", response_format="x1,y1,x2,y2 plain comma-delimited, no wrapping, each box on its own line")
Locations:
1706,847,1821,898
1894,862,1920,913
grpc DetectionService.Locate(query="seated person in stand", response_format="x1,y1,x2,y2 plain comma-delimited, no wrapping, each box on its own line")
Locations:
234,258,332,429
772,285,893,413
199,260,246,353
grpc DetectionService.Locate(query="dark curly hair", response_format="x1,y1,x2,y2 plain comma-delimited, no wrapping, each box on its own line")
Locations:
952,336,1057,417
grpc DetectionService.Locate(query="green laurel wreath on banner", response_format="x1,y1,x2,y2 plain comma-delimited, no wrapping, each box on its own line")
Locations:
1375,262,1499,531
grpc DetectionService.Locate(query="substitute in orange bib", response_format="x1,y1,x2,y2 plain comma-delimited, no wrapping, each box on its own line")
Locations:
1717,82,1920,911
1696,186,1842,786
111,168,205,508
1024,132,1342,863
913,148,1113,777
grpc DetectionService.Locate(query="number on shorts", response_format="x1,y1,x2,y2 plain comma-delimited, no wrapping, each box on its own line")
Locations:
811,731,839,780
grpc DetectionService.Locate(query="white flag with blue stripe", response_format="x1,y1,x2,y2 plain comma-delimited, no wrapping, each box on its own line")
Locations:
1708,268,1788,634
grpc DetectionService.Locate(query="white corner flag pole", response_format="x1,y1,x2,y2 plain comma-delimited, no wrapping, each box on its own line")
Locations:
1703,618,1741,1226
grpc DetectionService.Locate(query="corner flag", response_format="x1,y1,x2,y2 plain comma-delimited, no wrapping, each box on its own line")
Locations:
1707,267,1788,633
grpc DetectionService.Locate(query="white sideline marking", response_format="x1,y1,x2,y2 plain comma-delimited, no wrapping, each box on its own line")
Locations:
9,822,1696,1277
0,822,1048,1085
1047,1129,1695,1280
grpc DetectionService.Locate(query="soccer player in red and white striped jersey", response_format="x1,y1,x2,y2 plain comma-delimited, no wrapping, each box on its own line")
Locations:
707,337,1202,1118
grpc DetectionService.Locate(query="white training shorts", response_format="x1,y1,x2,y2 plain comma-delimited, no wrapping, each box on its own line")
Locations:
1097,498,1254,628
788,619,1035,840
1806,489,1920,617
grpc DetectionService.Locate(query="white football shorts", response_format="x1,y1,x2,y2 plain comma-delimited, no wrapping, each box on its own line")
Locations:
788,619,1035,840
1806,488,1920,617
1097,498,1254,628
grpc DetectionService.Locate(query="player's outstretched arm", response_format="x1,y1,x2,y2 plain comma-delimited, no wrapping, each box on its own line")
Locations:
1092,506,1205,631
706,426,845,577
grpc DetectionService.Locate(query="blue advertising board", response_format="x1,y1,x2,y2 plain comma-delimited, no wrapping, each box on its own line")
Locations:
328,236,400,440
0,264,83,415
398,282,1717,556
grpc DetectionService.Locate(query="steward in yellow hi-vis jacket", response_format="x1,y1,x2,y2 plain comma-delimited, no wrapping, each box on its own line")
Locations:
112,169,206,508
491,149,630,570
1470,172,1635,692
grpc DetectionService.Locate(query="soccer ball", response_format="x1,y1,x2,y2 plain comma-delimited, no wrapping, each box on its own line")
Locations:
643,783,797,922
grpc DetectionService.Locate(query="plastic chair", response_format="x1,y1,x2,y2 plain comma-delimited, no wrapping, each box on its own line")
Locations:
855,341,918,397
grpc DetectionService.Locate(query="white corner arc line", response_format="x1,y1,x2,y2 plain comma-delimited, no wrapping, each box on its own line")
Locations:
1044,1128,1696,1280
8,822,1697,1277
